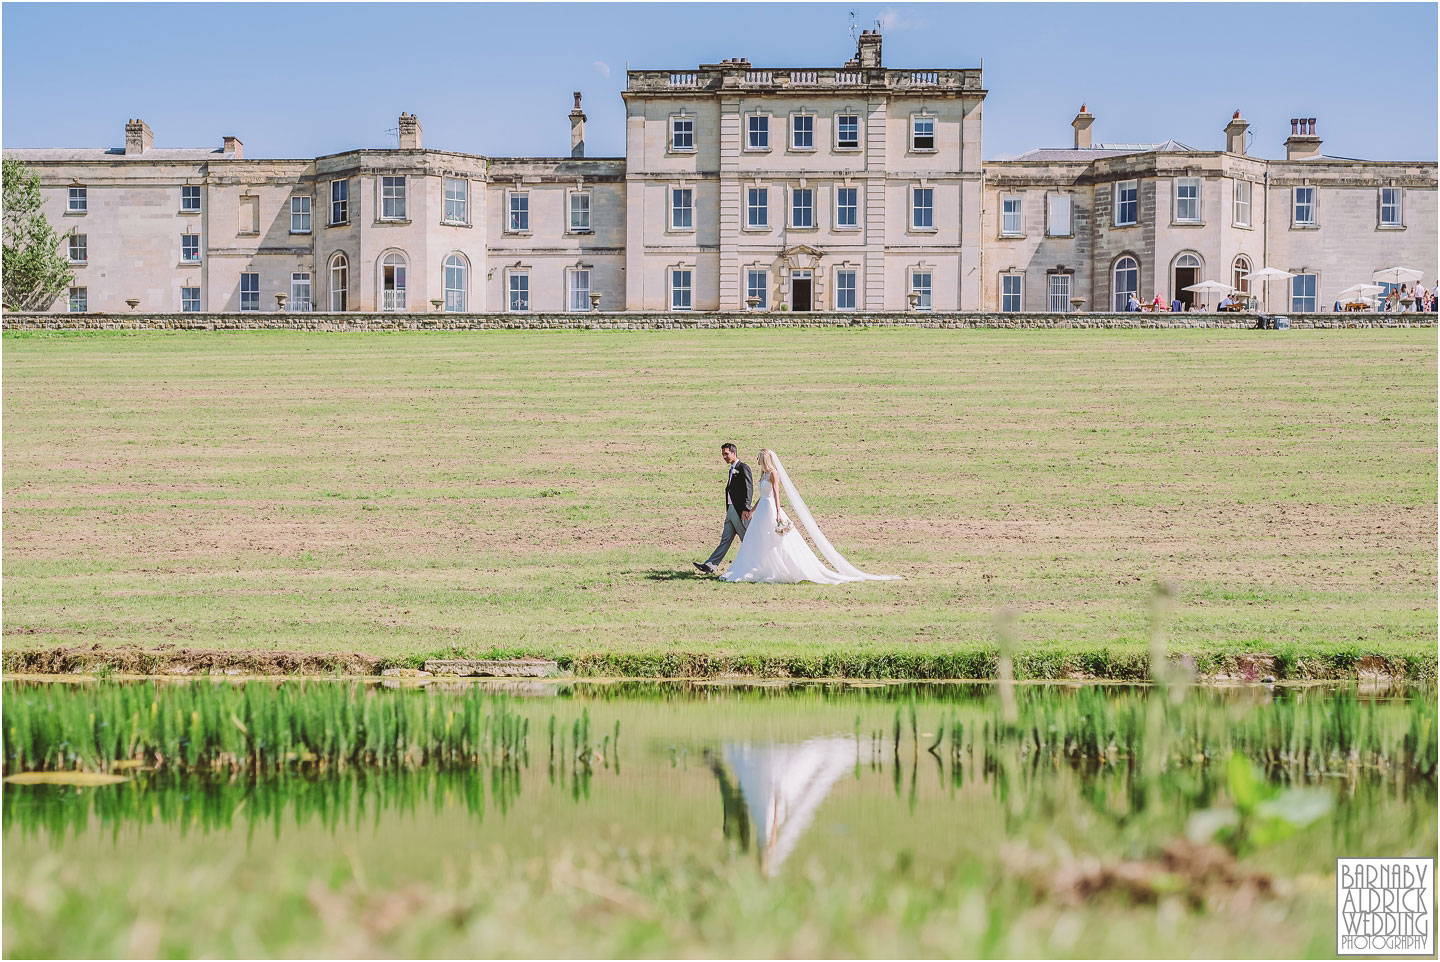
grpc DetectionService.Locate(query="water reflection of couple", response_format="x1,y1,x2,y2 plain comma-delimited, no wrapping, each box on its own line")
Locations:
707,737,854,876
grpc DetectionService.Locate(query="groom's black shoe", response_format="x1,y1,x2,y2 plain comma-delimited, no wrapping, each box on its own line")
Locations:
693,562,714,574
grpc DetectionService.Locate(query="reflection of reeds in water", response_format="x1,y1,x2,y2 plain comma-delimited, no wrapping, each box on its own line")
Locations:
2,768,501,844
976,686,1435,783
2,681,549,775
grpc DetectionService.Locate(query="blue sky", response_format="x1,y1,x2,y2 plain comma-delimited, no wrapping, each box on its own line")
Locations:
3,2,1436,161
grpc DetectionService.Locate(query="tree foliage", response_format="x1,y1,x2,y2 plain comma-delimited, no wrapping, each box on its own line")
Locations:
3,156,74,310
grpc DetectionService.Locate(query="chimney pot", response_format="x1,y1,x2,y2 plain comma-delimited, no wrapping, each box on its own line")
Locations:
1284,115,1322,160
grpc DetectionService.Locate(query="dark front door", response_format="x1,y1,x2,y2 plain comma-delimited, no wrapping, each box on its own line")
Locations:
792,277,812,312
1175,267,1198,309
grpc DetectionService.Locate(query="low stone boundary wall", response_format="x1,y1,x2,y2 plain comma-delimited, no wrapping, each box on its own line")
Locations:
3,310,1434,332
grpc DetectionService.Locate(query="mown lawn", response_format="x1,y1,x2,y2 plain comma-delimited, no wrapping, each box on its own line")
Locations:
2,328,1435,676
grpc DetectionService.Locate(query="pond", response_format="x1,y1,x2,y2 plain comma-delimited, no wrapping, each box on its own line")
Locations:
3,679,1435,958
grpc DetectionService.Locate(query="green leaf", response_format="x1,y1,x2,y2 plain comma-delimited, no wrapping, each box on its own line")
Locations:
1226,752,1264,814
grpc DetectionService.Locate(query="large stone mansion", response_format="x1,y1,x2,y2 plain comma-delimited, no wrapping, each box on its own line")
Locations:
8,33,1436,315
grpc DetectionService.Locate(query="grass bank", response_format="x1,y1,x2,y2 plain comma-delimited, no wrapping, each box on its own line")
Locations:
3,329,1435,678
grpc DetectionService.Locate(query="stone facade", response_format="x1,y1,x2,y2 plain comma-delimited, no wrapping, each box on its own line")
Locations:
983,110,1437,313
620,36,985,311
6,37,1435,317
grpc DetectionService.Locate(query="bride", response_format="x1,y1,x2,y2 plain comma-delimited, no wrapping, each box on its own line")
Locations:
721,449,899,585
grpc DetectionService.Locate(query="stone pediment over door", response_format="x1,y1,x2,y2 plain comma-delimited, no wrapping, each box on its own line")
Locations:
778,244,823,267
775,245,826,311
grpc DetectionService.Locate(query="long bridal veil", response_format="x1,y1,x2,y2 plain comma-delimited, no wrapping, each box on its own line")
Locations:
770,453,900,582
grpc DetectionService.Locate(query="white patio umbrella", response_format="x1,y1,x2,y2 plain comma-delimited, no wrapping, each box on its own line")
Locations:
1183,279,1237,311
1372,266,1424,311
1248,267,1295,311
1335,283,1384,310
1372,266,1423,285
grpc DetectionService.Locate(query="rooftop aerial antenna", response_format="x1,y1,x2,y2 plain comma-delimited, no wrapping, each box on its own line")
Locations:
849,9,857,44
384,125,399,148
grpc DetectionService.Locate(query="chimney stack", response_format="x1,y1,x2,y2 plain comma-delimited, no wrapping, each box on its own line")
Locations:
1284,116,1321,160
397,112,422,149
569,91,587,158
124,118,153,155
1224,109,1248,155
1072,104,1095,149
857,29,882,67
222,135,243,158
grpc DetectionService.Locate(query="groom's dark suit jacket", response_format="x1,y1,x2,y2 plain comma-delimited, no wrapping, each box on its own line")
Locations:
726,461,754,513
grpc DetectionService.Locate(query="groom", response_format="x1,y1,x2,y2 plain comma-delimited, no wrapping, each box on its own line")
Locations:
694,442,753,574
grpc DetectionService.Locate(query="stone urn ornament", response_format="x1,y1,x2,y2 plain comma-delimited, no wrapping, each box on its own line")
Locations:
1069,296,1086,312
907,291,921,311
745,296,761,312
430,298,444,311
275,292,288,312
125,298,140,311
589,291,603,312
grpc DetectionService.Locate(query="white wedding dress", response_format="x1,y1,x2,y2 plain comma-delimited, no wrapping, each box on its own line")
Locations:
721,455,899,585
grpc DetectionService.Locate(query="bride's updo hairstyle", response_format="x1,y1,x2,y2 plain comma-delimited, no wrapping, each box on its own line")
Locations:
756,448,779,475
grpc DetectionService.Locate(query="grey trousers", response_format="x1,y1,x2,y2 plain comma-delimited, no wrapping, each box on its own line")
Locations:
704,505,748,569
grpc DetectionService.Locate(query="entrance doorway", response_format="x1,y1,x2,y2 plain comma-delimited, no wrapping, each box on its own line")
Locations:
790,270,813,312
1173,253,1201,310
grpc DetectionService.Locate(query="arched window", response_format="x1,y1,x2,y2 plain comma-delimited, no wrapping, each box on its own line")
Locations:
329,252,348,311
380,251,407,311
1112,255,1139,310
444,254,467,312
1232,255,1252,294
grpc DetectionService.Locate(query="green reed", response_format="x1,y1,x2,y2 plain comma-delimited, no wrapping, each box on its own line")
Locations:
2,680,536,774
960,686,1436,788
